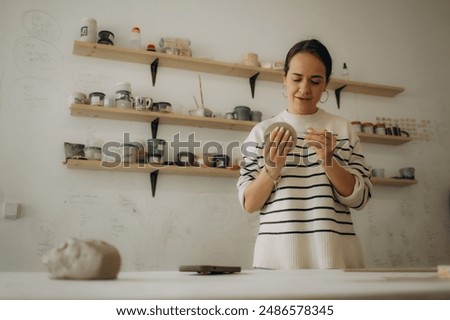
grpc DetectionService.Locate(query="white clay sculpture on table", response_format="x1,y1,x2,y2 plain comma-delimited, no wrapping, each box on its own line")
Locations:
43,238,121,280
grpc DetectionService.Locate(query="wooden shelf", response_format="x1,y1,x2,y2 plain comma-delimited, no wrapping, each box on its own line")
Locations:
70,42,409,196
371,177,417,186
65,160,416,187
327,78,404,97
65,159,240,178
357,132,411,145
70,103,258,131
73,41,405,98
71,105,414,145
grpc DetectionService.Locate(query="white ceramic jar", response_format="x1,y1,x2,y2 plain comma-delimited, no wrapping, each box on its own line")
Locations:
80,18,97,43
115,82,132,109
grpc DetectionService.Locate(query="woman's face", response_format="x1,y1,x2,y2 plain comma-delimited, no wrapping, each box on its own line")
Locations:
284,52,327,114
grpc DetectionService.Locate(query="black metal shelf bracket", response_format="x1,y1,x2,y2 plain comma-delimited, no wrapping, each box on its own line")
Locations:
334,85,347,109
249,73,260,98
150,58,159,87
150,170,159,197
151,118,159,139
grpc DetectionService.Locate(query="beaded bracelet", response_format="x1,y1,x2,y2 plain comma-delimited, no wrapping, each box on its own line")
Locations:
262,166,281,190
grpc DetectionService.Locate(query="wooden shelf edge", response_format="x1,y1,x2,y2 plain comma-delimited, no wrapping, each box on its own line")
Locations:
70,104,414,144
64,159,240,178
70,104,257,131
358,132,411,145
371,177,417,186
73,41,404,97
328,78,405,97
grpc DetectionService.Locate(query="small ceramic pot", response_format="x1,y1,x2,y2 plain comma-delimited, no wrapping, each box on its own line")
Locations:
371,168,385,178
399,167,415,179
234,106,251,121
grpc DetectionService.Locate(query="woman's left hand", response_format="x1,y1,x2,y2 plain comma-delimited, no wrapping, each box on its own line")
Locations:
304,128,336,166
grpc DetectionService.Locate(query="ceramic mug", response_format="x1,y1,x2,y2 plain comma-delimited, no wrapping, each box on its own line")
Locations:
135,96,153,111
225,112,235,120
251,111,262,122
390,127,409,137
399,167,415,179
234,106,251,121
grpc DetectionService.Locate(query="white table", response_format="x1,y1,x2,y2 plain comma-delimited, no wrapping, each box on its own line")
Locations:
1,269,449,300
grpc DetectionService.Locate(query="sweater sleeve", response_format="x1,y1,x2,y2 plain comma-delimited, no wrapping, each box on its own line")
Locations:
236,125,265,210
332,125,373,210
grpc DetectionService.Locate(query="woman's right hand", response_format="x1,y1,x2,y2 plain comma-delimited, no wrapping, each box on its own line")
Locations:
264,126,294,176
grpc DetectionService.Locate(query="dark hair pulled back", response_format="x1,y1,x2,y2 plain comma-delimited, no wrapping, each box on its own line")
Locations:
284,39,332,83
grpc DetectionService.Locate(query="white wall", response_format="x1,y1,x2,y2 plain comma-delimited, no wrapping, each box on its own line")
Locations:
0,0,449,271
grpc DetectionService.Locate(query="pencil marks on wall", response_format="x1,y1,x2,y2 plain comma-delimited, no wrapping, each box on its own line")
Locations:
21,10,61,42
14,38,63,78
15,11,62,78
8,77,60,121
5,10,63,123
194,193,233,228
30,219,57,258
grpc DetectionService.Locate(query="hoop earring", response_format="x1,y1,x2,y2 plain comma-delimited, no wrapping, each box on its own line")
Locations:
320,90,329,103
282,85,287,98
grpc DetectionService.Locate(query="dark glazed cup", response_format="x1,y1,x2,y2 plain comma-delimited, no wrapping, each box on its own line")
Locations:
234,106,251,121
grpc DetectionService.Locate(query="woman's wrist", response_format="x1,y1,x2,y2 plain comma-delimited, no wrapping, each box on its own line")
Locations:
262,165,281,190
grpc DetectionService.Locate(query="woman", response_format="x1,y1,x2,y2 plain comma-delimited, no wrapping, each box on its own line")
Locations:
237,39,372,269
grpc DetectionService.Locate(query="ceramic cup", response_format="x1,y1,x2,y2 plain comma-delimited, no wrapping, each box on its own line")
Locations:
135,96,153,111
147,138,166,158
69,92,87,104
234,106,251,121
202,153,215,167
371,168,385,178
103,95,115,108
251,111,262,122
386,127,409,137
89,92,105,106
213,154,230,168
392,127,409,137
225,112,235,120
399,167,415,179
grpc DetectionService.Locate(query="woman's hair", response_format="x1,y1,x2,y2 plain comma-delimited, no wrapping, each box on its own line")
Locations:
283,39,332,83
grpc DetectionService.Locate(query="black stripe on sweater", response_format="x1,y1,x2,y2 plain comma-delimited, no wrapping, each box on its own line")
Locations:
265,194,339,206
259,229,356,236
260,217,353,226
261,206,350,216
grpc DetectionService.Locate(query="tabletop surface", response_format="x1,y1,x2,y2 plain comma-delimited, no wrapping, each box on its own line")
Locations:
1,269,449,300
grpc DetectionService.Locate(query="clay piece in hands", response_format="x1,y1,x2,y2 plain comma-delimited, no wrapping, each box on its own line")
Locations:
43,238,121,280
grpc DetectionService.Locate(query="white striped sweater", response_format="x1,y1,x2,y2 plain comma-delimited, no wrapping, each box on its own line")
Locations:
237,108,373,269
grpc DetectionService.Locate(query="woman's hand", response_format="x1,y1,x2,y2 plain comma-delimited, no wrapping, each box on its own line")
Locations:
304,128,336,166
264,126,294,174
243,126,294,213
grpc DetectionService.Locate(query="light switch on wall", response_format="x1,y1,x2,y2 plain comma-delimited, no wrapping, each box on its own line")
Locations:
3,203,20,219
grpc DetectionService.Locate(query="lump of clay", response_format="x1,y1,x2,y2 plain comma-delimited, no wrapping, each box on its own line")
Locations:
43,238,121,280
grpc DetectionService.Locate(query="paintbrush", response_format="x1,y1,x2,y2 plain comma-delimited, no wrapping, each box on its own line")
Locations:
193,95,200,109
198,74,205,109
